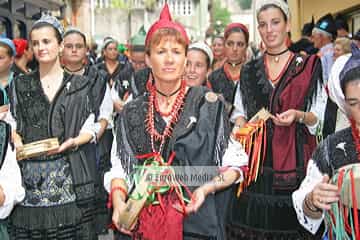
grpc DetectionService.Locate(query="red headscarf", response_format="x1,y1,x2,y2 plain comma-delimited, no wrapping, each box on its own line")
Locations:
13,38,28,58
224,23,249,43
145,3,189,46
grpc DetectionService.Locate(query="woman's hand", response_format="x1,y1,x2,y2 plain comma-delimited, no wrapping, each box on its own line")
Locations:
112,198,135,235
12,131,23,149
56,137,78,153
310,175,339,211
272,109,298,126
114,100,125,113
185,186,208,214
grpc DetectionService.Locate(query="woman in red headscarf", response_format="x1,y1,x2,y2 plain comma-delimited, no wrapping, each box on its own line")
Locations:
105,4,248,240
12,38,33,77
208,23,249,111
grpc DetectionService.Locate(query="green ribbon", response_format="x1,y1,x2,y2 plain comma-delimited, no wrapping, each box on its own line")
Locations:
130,155,190,207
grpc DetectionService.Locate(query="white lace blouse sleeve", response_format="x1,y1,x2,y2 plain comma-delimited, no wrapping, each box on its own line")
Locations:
2,109,16,131
79,113,96,143
98,85,114,122
306,83,328,135
104,137,128,193
230,83,247,123
292,159,324,234
111,85,121,103
221,137,249,183
0,144,25,219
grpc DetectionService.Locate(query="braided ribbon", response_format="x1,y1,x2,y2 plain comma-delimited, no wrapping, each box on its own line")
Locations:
233,119,267,197
133,152,192,214
325,165,360,239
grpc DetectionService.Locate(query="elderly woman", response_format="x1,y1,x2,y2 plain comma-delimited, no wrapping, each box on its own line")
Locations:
104,4,247,240
8,15,97,239
293,44,360,238
185,42,213,87
229,0,327,239
333,37,352,61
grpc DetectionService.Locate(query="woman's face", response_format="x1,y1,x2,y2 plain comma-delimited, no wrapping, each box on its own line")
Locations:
257,7,290,51
146,37,186,84
30,26,61,64
185,49,208,87
104,42,118,61
333,43,345,60
345,79,360,124
62,33,87,65
224,31,247,64
0,46,13,74
212,37,224,58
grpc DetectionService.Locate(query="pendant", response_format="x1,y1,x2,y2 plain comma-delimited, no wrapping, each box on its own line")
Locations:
275,56,280,63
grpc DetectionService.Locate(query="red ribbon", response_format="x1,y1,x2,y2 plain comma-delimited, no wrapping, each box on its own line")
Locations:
350,169,360,239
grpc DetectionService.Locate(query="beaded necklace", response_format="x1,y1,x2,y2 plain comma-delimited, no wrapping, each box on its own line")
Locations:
145,80,186,153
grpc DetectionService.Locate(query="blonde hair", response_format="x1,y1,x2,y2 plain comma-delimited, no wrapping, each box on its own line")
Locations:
335,37,352,54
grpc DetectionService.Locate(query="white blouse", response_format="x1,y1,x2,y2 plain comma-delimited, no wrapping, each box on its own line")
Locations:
104,136,249,193
292,159,325,234
231,81,328,135
0,144,25,219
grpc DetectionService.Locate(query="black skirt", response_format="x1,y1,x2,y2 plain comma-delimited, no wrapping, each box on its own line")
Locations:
226,168,322,240
9,203,96,240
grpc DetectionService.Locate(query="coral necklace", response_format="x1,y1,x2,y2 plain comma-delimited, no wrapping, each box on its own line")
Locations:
146,80,186,153
350,119,360,160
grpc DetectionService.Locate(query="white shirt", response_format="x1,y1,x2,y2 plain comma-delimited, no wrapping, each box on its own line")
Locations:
89,85,114,134
0,144,25,219
292,159,325,234
104,136,248,193
231,81,328,135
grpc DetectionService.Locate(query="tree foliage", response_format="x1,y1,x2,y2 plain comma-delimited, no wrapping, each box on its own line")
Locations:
212,0,231,35
111,0,131,10
236,0,252,10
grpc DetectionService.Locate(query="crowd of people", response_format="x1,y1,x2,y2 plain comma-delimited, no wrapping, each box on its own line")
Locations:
0,0,360,239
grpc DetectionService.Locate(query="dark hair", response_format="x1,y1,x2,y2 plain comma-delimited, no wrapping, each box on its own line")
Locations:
0,42,13,57
130,45,145,52
341,67,360,94
213,35,224,42
224,27,249,44
63,30,87,44
104,39,117,50
258,4,288,22
335,15,349,32
189,47,211,69
30,22,62,43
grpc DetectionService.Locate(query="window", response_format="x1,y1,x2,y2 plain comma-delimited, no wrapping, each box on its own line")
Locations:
159,0,193,16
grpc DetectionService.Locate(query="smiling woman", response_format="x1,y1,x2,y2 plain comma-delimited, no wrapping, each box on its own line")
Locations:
185,41,213,87
228,0,327,239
